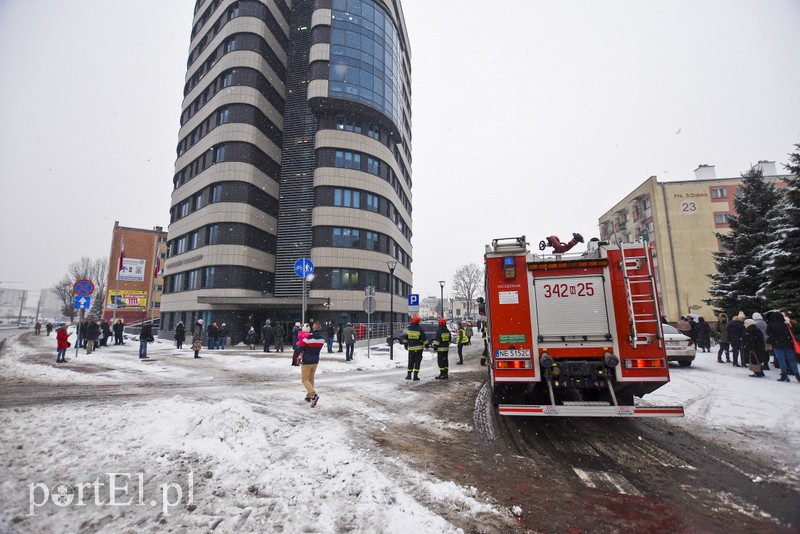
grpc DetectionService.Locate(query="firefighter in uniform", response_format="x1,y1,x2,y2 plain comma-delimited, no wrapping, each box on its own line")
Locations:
432,318,452,379
402,315,428,381
456,322,468,364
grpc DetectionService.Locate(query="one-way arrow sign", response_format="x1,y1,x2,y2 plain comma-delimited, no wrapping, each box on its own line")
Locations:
74,296,92,310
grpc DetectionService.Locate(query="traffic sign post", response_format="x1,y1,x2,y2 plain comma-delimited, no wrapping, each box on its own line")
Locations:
74,280,95,297
74,296,92,310
363,296,377,359
295,258,314,325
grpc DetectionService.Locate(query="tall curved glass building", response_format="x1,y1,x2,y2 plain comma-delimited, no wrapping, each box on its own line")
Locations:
161,0,412,342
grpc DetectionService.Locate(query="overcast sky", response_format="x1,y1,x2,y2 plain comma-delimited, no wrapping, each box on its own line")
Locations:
1,0,798,301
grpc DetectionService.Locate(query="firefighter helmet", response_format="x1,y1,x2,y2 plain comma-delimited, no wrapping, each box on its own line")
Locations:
438,318,447,325
411,315,420,324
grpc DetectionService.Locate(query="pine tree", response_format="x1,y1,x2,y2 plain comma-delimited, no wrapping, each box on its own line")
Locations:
705,167,781,315
762,142,800,311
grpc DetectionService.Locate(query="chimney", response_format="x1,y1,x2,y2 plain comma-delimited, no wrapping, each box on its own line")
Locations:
693,164,716,181
754,160,777,177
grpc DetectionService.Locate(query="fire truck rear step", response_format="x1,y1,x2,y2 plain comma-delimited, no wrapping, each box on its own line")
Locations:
497,405,686,417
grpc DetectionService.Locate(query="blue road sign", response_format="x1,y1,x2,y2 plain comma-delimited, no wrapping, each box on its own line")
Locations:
74,296,92,310
74,279,94,296
408,294,419,306
294,258,314,278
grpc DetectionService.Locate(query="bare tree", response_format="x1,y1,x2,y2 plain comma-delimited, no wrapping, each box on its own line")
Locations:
451,263,484,319
52,277,76,322
54,257,110,321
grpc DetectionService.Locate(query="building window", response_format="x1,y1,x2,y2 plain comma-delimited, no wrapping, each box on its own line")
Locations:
212,145,226,163
202,266,215,288
210,184,223,203
335,114,362,133
367,122,381,140
222,71,233,87
172,273,183,292
193,193,202,211
366,193,379,212
367,157,381,176
366,231,379,251
331,268,360,289
335,150,361,170
334,188,361,208
207,224,219,245
217,107,229,124
714,213,730,225
179,200,190,218
333,227,360,247
225,37,237,53
176,236,187,254
711,187,727,199
189,231,199,250
187,270,200,290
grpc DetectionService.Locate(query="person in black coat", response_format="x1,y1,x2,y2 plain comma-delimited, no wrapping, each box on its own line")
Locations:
174,321,186,349
112,319,124,345
694,317,711,352
727,315,746,367
86,320,100,354
741,319,767,377
100,320,111,347
766,313,800,382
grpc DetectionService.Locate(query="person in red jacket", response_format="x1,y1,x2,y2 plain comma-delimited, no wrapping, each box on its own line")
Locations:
56,324,70,363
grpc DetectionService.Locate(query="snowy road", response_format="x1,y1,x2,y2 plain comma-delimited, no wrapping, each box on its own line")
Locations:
1,332,798,533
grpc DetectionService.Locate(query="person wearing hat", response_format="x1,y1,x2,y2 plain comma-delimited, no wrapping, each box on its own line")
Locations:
402,315,428,381
741,318,767,377
728,313,746,367
56,323,70,363
431,318,452,379
192,319,204,359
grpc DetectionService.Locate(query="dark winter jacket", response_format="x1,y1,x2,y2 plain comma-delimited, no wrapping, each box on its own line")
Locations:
695,318,711,347
727,319,745,348
432,325,452,353
174,323,186,343
140,325,154,342
741,324,768,365
87,321,100,341
766,315,794,350
716,315,729,343
262,322,273,341
272,324,284,342
298,331,325,364
113,321,124,336
402,323,428,351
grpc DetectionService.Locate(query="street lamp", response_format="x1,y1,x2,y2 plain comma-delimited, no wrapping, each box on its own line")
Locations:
387,261,397,361
438,281,445,318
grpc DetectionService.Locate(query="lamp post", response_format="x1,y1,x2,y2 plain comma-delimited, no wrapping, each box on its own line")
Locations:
387,261,397,361
438,281,445,318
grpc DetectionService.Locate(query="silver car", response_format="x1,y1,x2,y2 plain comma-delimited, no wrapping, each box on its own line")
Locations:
662,324,696,367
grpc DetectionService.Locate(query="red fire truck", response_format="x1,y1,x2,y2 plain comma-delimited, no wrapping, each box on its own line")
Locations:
483,235,684,417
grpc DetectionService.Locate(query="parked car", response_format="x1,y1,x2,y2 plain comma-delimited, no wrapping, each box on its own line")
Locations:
662,324,696,367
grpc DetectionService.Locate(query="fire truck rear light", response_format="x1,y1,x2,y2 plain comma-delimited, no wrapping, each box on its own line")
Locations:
496,360,531,369
623,359,666,369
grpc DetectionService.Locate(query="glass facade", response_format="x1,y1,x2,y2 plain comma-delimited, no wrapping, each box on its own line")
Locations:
329,0,402,122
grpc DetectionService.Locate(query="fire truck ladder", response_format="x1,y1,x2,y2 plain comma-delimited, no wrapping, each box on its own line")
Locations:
619,243,662,348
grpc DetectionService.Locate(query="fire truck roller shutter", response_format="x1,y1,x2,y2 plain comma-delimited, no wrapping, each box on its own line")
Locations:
533,275,611,340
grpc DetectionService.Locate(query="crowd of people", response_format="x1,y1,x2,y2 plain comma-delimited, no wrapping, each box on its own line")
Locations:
676,310,800,381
